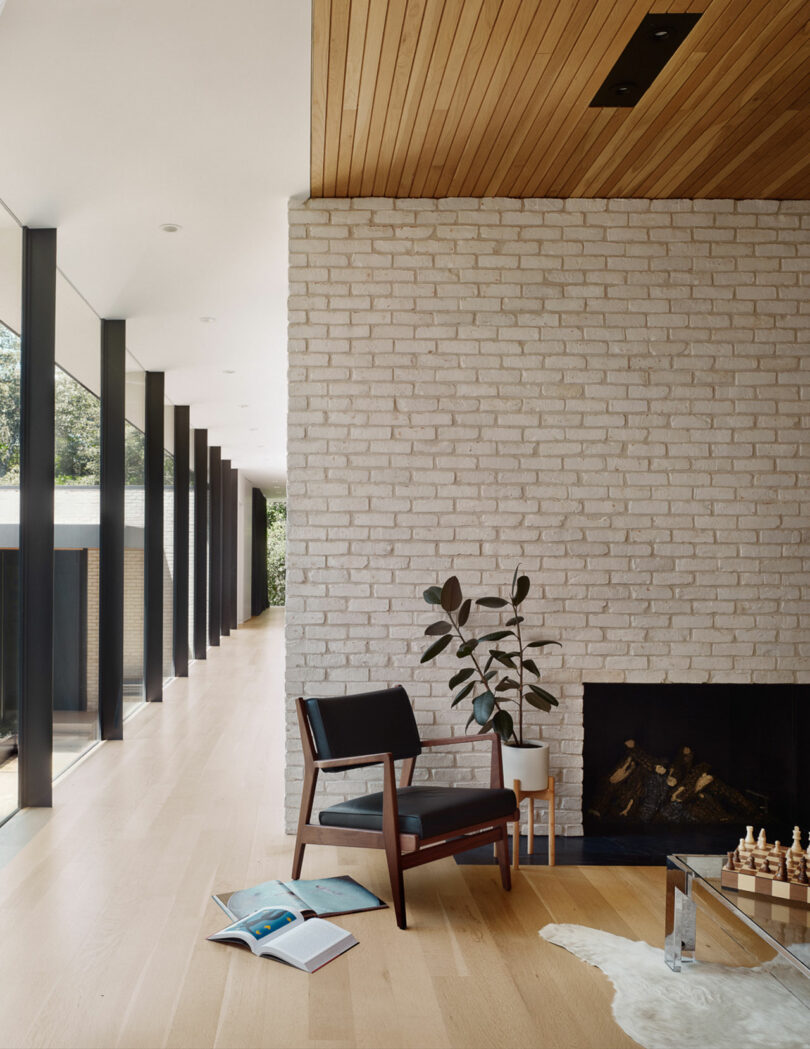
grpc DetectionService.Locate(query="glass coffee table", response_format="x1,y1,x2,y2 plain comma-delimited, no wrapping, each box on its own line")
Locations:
666,854,810,985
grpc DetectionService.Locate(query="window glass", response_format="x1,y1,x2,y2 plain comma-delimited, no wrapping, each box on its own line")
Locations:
0,216,21,823
123,355,145,717
53,273,101,775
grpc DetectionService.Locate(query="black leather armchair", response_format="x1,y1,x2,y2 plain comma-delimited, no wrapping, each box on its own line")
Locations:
292,685,518,929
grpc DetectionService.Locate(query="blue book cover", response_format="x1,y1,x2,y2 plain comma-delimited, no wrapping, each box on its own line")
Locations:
213,875,386,920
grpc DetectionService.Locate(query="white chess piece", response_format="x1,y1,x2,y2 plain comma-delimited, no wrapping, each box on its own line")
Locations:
757,828,767,851
791,826,803,857
745,826,755,847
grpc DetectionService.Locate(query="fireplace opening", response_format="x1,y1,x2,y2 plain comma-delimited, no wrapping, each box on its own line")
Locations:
583,683,810,851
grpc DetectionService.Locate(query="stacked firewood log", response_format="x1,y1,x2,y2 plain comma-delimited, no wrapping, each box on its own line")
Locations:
588,740,763,825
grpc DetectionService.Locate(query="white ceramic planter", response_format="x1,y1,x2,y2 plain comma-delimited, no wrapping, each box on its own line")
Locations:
501,741,549,792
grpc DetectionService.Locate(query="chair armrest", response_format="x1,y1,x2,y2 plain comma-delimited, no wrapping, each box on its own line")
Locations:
420,733,504,789
314,751,394,770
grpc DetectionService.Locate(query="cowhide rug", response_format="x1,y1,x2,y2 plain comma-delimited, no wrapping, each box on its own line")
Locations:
539,923,810,1049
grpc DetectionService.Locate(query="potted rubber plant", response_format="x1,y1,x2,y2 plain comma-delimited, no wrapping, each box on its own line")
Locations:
420,568,560,790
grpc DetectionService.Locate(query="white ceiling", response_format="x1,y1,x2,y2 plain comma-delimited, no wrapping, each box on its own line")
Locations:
0,0,310,493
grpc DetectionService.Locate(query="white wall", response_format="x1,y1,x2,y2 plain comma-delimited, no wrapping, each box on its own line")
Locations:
285,196,810,833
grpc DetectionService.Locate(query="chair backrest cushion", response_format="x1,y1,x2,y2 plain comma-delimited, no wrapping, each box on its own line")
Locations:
304,685,422,770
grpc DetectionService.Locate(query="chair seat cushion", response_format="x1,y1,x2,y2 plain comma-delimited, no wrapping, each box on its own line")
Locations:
319,785,517,839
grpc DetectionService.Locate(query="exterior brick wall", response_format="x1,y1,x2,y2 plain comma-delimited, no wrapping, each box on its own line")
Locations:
286,197,810,834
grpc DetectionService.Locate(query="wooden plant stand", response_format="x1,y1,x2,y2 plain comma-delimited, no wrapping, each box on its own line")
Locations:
512,776,556,869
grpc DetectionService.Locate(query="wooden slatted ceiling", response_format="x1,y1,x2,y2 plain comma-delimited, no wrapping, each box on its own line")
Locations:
311,0,810,199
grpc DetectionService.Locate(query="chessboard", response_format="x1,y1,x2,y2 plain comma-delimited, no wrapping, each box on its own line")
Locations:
720,825,810,907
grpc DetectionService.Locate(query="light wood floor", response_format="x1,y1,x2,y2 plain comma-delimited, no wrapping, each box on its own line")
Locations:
0,609,773,1049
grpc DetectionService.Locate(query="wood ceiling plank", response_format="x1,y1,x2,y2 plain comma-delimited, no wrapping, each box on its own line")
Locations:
359,0,408,196
478,0,584,196
467,41,554,197
393,0,466,196
733,116,810,198
409,0,489,197
434,0,533,198
417,0,508,197
574,0,754,197
323,0,352,197
630,2,810,198
519,0,652,198
310,0,331,198
371,0,429,196
334,0,371,198
346,0,387,195
546,108,621,197
455,2,560,198
664,56,810,198
381,0,447,197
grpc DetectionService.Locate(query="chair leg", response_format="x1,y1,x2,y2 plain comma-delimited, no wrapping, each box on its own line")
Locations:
496,824,512,891
385,847,407,929
291,838,306,880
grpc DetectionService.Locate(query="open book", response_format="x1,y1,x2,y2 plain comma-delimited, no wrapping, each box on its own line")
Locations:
213,875,386,921
208,907,357,973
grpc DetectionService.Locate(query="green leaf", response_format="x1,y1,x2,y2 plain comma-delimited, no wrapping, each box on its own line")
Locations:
528,683,559,706
484,653,494,672
521,658,540,677
483,669,498,681
420,634,452,663
512,564,520,591
425,620,452,636
473,690,495,725
480,630,514,642
449,666,474,689
451,681,475,706
492,709,514,743
524,691,552,712
441,576,462,613
457,598,472,627
457,638,479,658
490,650,517,669
423,585,443,605
496,677,520,692
506,615,524,626
513,575,530,606
477,719,494,735
476,596,508,608
465,711,476,731
525,640,562,649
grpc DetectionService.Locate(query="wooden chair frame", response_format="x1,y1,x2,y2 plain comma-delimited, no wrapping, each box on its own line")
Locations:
292,696,518,929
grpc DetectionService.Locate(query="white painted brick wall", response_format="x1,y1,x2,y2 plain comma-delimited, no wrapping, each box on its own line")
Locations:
286,197,810,835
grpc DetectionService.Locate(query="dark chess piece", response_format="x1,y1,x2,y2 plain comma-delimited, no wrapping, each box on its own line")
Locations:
733,847,741,865
776,855,788,882
760,856,771,875
799,856,809,886
744,853,756,871
724,851,735,871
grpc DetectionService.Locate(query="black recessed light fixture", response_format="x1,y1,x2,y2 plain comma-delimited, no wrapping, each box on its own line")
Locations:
591,12,702,108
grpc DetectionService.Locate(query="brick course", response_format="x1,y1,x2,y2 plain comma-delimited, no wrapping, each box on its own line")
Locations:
286,198,810,834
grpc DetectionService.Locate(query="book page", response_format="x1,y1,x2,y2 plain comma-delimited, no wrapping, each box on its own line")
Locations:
266,917,357,972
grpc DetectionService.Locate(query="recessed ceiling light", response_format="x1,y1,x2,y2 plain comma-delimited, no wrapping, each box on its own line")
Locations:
200,316,216,324
159,223,182,233
239,404,248,408
222,369,235,374
650,26,672,40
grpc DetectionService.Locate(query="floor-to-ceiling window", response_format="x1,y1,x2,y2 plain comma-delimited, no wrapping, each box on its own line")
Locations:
0,215,21,821
52,273,101,775
123,355,146,718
